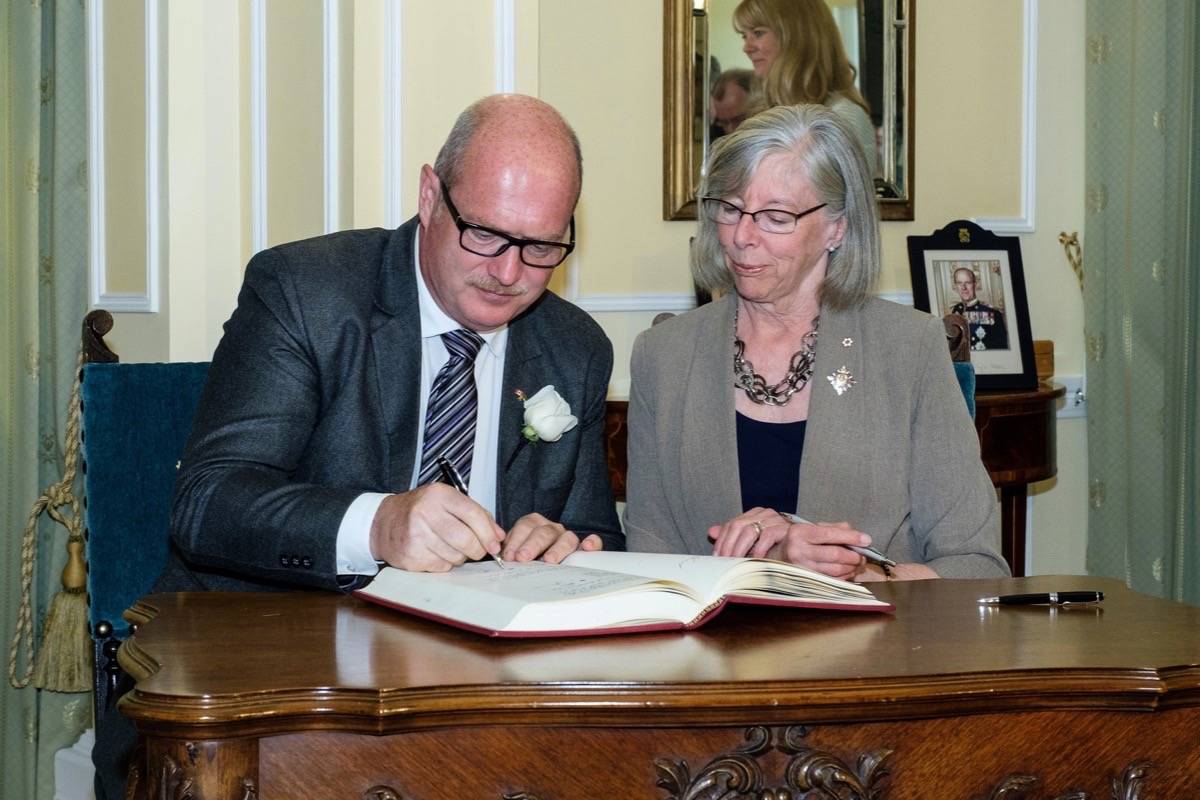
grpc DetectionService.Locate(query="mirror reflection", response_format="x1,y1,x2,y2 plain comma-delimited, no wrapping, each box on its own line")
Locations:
672,0,913,220
707,0,878,178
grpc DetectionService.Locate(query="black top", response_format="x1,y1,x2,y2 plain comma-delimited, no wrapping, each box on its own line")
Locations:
736,412,807,513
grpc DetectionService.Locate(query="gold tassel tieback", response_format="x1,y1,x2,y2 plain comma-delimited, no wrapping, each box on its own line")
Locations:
7,348,92,693
1058,231,1084,292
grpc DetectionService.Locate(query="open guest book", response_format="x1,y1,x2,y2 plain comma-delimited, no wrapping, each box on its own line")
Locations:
354,551,894,638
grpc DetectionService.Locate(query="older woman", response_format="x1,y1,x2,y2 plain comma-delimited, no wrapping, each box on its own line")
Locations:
735,0,877,175
624,105,1008,581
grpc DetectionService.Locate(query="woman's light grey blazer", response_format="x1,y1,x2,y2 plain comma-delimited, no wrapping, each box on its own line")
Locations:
624,293,1009,579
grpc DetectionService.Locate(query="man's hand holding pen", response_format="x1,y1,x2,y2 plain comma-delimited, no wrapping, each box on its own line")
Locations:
436,456,602,566
367,457,603,573
369,483,506,572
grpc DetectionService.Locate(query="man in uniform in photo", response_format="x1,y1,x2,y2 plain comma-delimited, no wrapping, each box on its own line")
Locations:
950,266,1009,350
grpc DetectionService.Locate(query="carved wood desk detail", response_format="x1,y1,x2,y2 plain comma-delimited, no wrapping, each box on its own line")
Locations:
119,576,1200,798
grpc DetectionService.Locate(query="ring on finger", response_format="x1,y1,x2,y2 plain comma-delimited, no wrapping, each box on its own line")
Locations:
751,521,764,537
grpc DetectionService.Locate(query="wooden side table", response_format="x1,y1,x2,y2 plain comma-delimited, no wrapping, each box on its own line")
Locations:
975,382,1066,576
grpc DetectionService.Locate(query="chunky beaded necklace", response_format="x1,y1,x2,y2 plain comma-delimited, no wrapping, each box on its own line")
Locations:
732,312,819,406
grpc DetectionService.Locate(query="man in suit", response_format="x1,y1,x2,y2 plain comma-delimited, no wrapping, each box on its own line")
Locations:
949,266,1009,351
164,93,623,593
95,94,623,799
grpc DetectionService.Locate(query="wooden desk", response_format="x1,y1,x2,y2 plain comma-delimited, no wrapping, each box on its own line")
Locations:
605,383,1066,577
120,576,1200,798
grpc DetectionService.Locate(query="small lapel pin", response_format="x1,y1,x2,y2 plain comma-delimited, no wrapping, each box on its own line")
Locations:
828,366,856,396
842,337,854,347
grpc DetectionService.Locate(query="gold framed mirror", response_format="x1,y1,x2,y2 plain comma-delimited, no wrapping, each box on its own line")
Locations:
663,0,915,221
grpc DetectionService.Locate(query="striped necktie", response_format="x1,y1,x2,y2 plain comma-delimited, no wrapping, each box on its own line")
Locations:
417,329,486,487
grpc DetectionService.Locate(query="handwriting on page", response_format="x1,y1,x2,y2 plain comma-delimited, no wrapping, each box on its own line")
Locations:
445,561,651,600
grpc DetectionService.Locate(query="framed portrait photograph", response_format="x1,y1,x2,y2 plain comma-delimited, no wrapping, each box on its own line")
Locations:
907,220,1038,391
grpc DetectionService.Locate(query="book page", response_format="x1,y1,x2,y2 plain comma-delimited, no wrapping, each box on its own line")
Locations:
360,560,700,632
563,551,878,605
717,560,877,601
563,551,749,603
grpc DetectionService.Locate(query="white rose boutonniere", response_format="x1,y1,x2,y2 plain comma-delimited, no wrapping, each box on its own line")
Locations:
506,386,578,471
519,386,578,442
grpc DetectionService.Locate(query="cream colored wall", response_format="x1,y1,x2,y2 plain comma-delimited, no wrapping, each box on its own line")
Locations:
265,1,325,246
102,0,147,296
710,0,746,76
352,1,384,226
96,0,1086,573
167,0,247,362
1025,0,1087,575
401,3,497,212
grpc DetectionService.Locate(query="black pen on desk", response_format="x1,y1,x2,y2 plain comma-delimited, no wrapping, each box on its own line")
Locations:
776,511,897,570
978,591,1103,606
436,456,507,569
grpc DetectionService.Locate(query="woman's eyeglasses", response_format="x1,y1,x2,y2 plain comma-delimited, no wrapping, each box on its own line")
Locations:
700,196,828,234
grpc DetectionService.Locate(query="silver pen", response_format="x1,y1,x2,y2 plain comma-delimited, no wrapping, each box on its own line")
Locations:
436,456,507,568
776,511,897,569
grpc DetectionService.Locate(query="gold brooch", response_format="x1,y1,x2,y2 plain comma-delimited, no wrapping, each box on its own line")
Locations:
828,366,856,396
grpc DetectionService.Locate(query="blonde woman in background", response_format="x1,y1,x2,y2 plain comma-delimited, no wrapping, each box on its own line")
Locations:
734,0,878,176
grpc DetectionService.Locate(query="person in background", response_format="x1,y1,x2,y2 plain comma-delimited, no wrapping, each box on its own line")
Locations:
711,68,755,138
624,104,1007,581
734,0,878,176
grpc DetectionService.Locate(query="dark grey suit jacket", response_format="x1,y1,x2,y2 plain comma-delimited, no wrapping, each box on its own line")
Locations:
163,218,623,593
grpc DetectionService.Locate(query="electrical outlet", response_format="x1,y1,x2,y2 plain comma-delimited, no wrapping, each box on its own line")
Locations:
1057,374,1086,419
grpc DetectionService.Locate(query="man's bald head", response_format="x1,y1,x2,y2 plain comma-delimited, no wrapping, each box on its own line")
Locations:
433,94,583,206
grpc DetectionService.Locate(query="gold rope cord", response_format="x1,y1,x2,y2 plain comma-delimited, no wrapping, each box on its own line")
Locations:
7,348,86,689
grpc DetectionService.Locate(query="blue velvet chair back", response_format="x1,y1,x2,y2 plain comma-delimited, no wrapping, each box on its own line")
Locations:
953,361,977,419
80,361,209,638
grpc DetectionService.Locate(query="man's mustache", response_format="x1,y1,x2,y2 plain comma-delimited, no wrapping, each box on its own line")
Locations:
466,276,526,296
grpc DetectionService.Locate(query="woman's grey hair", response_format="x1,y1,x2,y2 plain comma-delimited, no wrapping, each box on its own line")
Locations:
692,104,880,310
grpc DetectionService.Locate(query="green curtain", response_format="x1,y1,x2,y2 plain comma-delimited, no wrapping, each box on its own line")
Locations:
1084,1,1200,605
2,1,92,798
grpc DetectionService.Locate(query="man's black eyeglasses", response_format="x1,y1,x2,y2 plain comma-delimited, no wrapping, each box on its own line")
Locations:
699,196,828,234
440,183,575,268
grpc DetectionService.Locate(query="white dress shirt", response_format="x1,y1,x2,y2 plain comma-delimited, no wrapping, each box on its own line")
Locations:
335,228,509,575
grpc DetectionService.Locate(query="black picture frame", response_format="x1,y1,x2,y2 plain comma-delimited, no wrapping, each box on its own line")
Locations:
907,220,1038,391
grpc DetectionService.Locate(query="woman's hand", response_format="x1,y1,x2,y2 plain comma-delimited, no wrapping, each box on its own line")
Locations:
708,509,869,580
854,562,940,582
708,507,785,558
